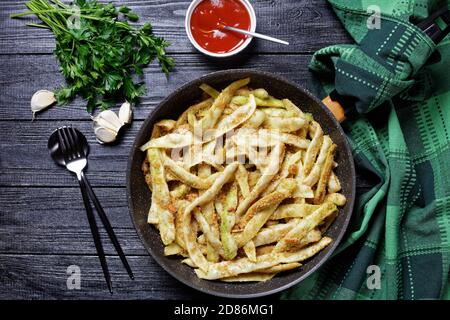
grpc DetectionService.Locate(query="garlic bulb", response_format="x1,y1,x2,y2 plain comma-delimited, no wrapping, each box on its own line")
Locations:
92,102,133,144
118,101,133,124
31,90,56,120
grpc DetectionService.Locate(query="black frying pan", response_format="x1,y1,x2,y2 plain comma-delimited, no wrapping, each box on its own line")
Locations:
126,69,356,298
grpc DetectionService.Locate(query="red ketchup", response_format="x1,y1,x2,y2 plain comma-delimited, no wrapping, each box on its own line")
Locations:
190,0,251,54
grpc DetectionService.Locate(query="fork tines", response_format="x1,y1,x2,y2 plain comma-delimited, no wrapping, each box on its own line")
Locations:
57,126,82,160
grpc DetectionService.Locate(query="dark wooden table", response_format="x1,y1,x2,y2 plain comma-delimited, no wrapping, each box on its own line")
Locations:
0,0,353,299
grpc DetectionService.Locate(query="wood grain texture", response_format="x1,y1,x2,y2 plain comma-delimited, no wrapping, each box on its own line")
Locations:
0,53,316,120
0,0,351,54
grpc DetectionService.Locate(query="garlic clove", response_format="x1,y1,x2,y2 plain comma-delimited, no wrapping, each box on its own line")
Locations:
92,106,132,145
92,109,123,132
94,127,118,144
93,115,119,133
98,109,123,129
31,90,56,120
118,101,133,124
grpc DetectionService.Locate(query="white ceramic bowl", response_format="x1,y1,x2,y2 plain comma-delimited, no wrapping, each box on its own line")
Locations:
185,0,257,58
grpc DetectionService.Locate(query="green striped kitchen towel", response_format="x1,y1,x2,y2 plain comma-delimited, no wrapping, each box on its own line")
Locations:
283,0,450,300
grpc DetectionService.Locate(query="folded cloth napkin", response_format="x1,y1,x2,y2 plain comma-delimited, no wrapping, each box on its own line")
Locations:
283,0,450,300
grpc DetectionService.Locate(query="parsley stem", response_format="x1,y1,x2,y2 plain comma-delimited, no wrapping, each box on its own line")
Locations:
11,10,62,17
12,9,131,26
50,0,69,9
26,23,50,28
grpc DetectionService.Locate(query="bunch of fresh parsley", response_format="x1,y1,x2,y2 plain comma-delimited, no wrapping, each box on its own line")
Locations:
12,0,174,112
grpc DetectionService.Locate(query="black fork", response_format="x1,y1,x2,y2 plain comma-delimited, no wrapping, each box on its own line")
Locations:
54,126,134,293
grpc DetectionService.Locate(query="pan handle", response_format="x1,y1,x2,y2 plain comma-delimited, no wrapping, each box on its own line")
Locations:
322,95,346,123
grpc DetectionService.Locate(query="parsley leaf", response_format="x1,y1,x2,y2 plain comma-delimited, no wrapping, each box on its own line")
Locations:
12,0,175,112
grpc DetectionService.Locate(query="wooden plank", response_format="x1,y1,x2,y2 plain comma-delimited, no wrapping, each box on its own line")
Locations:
0,120,140,187
0,187,133,228
0,187,149,255
0,53,316,120
0,225,147,255
0,254,213,299
0,0,351,55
